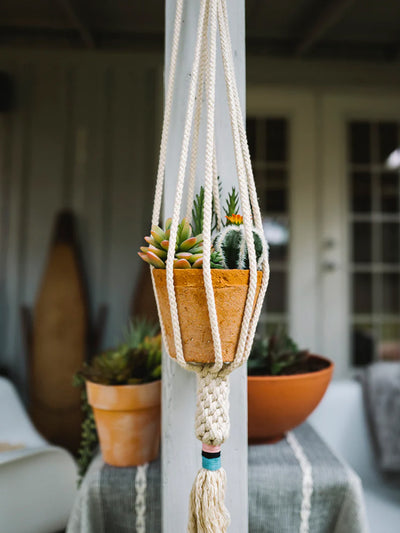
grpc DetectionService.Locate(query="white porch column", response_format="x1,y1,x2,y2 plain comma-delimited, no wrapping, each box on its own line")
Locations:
162,1,248,532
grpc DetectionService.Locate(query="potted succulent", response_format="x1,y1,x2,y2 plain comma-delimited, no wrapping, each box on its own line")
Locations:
75,319,162,470
138,187,267,363
247,328,334,443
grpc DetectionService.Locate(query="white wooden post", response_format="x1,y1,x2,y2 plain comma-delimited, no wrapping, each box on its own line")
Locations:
162,0,248,532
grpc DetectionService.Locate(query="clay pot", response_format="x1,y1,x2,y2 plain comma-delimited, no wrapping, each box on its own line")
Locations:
152,269,262,363
248,355,334,444
86,380,161,467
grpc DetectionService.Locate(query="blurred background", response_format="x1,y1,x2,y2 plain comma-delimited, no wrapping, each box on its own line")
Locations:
1,0,400,395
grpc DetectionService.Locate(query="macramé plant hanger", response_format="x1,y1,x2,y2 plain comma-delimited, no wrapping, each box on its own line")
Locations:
141,0,270,530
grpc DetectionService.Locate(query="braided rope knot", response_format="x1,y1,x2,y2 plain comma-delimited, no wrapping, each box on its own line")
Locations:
195,369,230,446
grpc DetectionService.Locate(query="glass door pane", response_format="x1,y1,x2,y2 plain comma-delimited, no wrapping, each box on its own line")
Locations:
348,120,400,365
247,117,290,335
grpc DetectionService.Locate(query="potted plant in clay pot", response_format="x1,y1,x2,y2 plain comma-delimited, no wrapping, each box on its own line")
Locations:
138,187,267,364
75,319,162,470
247,328,334,444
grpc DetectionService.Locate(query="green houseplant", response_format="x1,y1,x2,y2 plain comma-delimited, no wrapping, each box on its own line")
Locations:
247,328,333,443
140,186,268,364
75,319,162,474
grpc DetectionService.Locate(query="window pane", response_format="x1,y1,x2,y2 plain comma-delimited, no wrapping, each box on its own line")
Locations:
263,217,289,261
378,122,398,164
379,323,400,361
352,324,374,366
349,122,371,164
266,118,287,162
382,273,400,313
269,243,288,262
266,168,287,186
381,223,399,263
352,222,372,263
348,119,400,367
351,172,371,212
265,188,287,213
353,273,372,313
246,118,256,159
380,173,399,213
267,270,287,313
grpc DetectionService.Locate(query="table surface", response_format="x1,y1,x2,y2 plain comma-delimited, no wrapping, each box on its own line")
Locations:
67,423,369,533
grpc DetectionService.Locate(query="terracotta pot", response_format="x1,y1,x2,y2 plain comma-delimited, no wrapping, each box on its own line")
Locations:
86,380,161,467
248,355,334,444
152,269,262,363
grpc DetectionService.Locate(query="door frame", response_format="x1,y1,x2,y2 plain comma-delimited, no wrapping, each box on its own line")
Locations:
247,86,319,352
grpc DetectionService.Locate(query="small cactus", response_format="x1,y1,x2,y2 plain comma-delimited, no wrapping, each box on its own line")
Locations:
138,217,224,269
213,217,267,270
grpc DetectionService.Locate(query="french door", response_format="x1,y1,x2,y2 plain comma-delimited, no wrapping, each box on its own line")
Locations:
247,87,400,377
320,93,400,376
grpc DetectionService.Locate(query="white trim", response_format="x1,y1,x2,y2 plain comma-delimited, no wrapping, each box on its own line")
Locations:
247,87,319,351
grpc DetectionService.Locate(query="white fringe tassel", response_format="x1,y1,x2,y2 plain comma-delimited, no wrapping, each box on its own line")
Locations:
188,468,230,533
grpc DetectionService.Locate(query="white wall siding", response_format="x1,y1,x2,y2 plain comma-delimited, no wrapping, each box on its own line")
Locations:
0,52,160,389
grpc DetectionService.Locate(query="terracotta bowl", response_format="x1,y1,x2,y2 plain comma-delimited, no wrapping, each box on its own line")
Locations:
152,269,263,363
248,355,334,444
87,380,161,466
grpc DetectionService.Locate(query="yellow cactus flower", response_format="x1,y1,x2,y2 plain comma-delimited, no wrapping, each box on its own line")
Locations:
225,213,243,225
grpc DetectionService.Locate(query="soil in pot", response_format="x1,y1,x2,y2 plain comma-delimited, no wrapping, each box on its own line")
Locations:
152,269,263,363
87,380,161,467
248,355,334,444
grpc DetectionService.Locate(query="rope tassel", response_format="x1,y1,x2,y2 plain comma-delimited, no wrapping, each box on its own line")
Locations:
188,445,230,533
189,372,231,532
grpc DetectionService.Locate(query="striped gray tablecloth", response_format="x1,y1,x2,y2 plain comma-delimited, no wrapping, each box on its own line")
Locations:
67,423,368,533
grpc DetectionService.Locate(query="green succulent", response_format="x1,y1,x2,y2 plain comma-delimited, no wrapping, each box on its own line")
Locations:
138,217,224,269
213,223,267,270
123,317,160,351
79,335,162,386
139,185,268,271
248,328,309,376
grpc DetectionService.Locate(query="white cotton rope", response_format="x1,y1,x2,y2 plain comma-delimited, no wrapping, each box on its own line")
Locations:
149,0,270,530
152,0,184,227
185,0,210,222
166,0,209,370
201,0,224,372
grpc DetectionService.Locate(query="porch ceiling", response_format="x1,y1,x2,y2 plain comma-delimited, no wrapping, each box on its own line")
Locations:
0,0,399,61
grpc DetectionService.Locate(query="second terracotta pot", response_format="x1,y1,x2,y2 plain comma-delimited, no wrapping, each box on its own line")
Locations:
152,269,263,363
86,380,161,467
248,355,334,444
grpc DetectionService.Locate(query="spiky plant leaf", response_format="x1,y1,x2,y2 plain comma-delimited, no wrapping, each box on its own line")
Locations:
123,318,159,350
223,187,240,222
191,185,220,235
191,186,205,235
